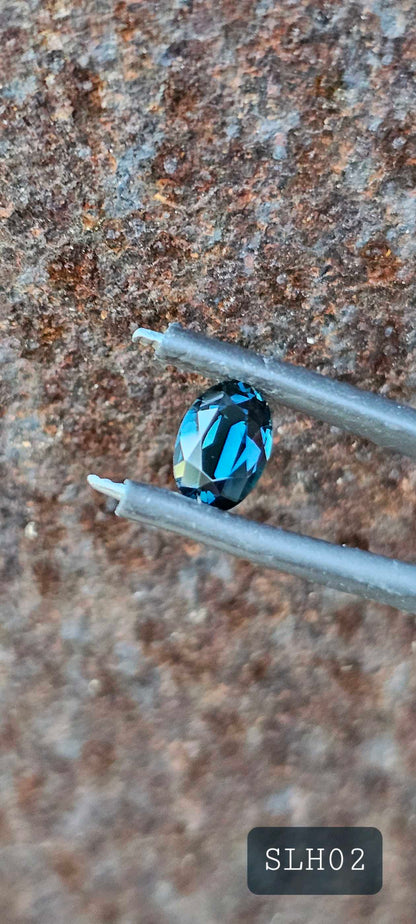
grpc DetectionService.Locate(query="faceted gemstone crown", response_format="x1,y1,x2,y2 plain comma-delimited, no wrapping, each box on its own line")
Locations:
173,380,273,510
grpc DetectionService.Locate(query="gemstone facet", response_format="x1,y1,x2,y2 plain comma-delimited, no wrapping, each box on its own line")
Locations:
173,380,273,510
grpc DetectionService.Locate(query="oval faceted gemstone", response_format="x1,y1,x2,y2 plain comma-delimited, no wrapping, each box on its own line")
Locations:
173,380,273,510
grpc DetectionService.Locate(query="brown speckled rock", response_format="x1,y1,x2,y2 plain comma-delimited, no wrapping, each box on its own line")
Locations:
2,1,416,921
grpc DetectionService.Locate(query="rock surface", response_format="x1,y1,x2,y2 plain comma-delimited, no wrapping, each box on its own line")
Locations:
2,0,416,921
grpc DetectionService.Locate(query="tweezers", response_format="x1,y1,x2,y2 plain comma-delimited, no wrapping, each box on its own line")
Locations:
88,323,416,614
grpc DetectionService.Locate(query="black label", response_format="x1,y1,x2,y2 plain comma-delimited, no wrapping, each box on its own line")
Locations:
247,826,382,895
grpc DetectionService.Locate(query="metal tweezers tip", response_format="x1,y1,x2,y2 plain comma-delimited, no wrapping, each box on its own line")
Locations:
132,327,164,344
87,474,126,501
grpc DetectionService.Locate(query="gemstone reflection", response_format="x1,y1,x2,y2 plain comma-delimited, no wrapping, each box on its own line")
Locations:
173,380,273,510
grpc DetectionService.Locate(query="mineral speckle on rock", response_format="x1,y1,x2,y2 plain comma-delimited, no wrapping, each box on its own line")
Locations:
2,1,416,921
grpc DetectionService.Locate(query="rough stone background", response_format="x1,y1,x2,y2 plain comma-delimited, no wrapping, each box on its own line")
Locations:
2,0,416,921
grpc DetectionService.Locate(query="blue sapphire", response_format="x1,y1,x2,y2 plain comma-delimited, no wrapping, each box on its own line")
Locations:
173,380,273,510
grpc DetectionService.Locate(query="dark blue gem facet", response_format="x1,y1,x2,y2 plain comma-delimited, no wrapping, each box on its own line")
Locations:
173,380,273,510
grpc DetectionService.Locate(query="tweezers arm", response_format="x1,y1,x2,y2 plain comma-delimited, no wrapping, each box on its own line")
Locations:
154,323,416,459
115,481,416,614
